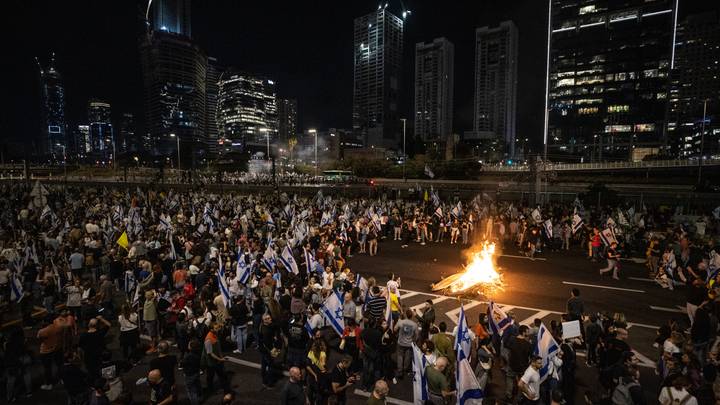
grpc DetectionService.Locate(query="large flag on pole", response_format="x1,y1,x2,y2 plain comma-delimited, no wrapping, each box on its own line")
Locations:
456,355,484,405
10,273,24,302
116,231,129,250
531,208,542,224
455,304,471,363
572,214,584,234
321,292,345,337
236,250,251,285
599,228,617,246
217,257,231,308
280,246,300,275
534,323,560,383
412,343,429,405
487,301,513,336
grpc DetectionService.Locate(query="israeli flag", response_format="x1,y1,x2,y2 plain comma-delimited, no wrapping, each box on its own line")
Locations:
531,208,542,224
304,317,314,337
487,301,513,336
606,217,616,230
168,233,177,260
217,257,232,308
451,202,462,218
455,304,471,363
158,214,172,232
266,213,275,228
280,246,300,275
534,323,559,383
572,214,584,234
434,206,443,218
599,228,617,246
543,219,553,238
356,274,368,296
304,248,315,274
618,211,629,226
283,204,294,221
371,213,382,232
124,271,136,295
237,250,251,285
10,273,24,302
412,343,429,405
431,191,441,207
262,245,277,270
456,355,484,405
321,292,345,337
40,205,53,221
424,164,435,179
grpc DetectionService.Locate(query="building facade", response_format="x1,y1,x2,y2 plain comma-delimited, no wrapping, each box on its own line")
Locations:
547,0,676,161
206,56,223,154
473,21,518,158
118,113,136,154
37,54,66,159
414,37,454,145
277,98,298,145
216,70,278,155
669,12,720,158
88,100,114,161
73,125,90,158
353,6,404,149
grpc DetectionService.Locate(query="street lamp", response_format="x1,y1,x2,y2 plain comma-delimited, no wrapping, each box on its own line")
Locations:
169,133,180,170
259,127,270,160
400,118,407,181
308,129,318,177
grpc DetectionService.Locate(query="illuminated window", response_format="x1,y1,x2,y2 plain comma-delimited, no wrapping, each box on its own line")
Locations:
576,99,602,105
578,107,599,115
607,105,629,113
634,124,655,132
579,5,597,15
616,72,627,81
605,125,631,133
557,78,576,87
643,69,659,78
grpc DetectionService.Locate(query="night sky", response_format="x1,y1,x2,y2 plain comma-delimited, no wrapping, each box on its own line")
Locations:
3,0,716,151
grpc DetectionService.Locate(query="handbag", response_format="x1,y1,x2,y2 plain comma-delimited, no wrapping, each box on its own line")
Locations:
339,337,346,351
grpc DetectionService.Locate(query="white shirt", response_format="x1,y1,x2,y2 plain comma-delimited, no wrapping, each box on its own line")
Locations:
520,366,541,400
322,272,334,290
658,386,697,405
118,313,139,332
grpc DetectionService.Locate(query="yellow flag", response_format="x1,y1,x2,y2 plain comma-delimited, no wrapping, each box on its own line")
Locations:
424,190,429,202
116,231,129,250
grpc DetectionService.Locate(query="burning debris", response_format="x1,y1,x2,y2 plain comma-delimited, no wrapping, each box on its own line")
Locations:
431,242,504,296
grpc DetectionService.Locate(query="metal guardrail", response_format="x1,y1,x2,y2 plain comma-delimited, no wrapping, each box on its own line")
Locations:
481,158,720,172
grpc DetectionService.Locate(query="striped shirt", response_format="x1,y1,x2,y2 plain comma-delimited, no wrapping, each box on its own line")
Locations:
365,295,387,321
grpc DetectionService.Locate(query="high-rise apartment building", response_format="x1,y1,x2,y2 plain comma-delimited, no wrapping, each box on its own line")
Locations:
353,6,404,149
119,113,136,153
277,98,298,145
669,12,720,157
152,0,192,38
216,70,278,153
547,0,676,161
88,99,114,159
414,38,454,144
473,21,518,157
140,0,207,163
37,54,66,158
206,57,223,154
73,125,90,158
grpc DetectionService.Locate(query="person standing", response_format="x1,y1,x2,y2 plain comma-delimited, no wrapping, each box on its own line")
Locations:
229,295,250,354
118,304,139,363
149,341,177,386
425,356,455,405
280,366,306,405
518,356,543,405
259,313,282,389
182,340,203,405
330,356,357,405
65,278,84,324
202,322,230,394
505,325,533,402
37,315,63,390
148,369,175,405
60,352,89,405
79,315,111,379
394,309,418,382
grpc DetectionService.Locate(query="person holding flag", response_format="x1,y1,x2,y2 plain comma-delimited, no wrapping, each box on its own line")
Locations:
411,342,429,405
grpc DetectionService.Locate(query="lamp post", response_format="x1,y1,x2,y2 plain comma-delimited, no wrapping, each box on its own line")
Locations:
259,127,270,160
698,99,709,185
170,133,180,170
309,129,318,177
400,118,407,181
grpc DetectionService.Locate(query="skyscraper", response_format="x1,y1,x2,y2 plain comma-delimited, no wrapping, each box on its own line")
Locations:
277,98,298,144
414,37,454,144
668,12,720,157
119,113,136,153
353,5,404,149
152,0,192,38
216,70,278,154
547,0,676,161
140,0,207,164
206,57,223,154
37,53,66,158
88,99,114,160
473,21,518,158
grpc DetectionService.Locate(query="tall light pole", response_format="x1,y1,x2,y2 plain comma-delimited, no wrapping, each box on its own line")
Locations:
309,129,318,177
259,127,270,160
698,99,709,184
400,118,407,181
170,133,180,170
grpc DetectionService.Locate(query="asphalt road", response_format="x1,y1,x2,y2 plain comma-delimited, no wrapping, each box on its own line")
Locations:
19,237,684,405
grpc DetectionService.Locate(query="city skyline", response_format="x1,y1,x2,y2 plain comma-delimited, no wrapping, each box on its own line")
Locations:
4,1,719,160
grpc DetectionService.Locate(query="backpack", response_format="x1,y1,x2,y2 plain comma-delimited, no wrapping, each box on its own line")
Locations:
191,318,210,341
611,379,640,405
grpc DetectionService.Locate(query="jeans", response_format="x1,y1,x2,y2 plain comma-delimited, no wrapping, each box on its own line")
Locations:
185,373,202,405
40,350,62,385
505,369,518,399
396,345,412,376
361,351,381,391
251,314,262,348
233,325,248,353
260,352,276,386
5,361,32,400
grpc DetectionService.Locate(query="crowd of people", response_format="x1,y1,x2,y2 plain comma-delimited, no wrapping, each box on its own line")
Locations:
0,180,719,405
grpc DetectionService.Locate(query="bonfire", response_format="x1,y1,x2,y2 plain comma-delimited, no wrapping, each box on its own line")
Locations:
431,241,504,296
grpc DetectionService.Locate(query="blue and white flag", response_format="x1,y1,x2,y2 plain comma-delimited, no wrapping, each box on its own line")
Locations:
124,271,136,295
456,356,484,405
424,164,435,179
531,208,542,224
40,205,53,222
262,245,277,270
168,233,177,260
543,219,553,238
434,206,443,218
217,257,231,308
455,304,471,363
431,191,440,207
280,246,300,275
304,317,314,337
321,292,345,337
320,211,332,227
534,323,559,383
412,342,429,405
599,228,617,246
10,273,24,302
283,204,294,221
266,212,275,228
237,250,251,285
451,202,463,218
304,248,315,274
371,213,382,232
572,214,584,234
487,301,513,336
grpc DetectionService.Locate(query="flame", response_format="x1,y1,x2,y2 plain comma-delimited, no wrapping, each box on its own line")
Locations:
448,242,501,293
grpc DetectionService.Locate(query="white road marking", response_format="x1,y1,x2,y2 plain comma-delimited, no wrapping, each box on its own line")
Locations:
399,291,420,300
628,277,656,283
519,310,553,326
409,296,450,312
626,322,659,330
562,281,645,293
446,301,483,323
500,254,547,261
649,305,686,314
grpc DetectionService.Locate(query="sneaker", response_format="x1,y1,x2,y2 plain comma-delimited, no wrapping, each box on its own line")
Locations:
420,242,426,246
40,384,52,391
233,349,241,354
392,377,398,385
